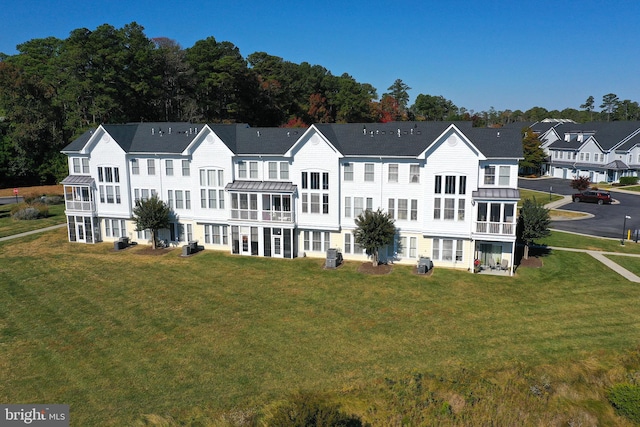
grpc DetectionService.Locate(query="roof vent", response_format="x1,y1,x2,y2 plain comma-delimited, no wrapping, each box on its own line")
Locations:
257,131,261,137
152,128,155,135
287,131,290,137
410,128,414,135
169,127,171,134
497,131,500,138
363,126,366,135
370,131,374,137
397,129,401,137
195,127,198,133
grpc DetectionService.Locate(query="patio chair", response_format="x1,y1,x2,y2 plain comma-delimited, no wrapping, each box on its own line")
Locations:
488,258,496,270
500,259,509,271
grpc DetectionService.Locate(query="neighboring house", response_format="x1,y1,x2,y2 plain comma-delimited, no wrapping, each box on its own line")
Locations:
537,121,640,182
61,121,523,274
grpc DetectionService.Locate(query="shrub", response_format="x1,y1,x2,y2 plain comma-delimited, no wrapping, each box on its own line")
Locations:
268,392,364,427
10,202,48,220
41,195,64,205
607,383,640,423
619,176,639,186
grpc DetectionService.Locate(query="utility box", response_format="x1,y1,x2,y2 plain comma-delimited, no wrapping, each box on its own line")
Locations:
182,245,191,256
417,257,433,274
326,248,343,268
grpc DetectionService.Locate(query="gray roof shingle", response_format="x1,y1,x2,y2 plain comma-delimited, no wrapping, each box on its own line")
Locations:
62,121,523,159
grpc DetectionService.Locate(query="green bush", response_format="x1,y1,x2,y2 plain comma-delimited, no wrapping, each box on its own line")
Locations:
619,176,639,186
607,383,640,423
268,392,364,427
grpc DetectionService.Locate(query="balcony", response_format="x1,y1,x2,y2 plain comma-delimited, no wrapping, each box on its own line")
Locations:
475,221,515,236
65,199,96,212
262,210,293,222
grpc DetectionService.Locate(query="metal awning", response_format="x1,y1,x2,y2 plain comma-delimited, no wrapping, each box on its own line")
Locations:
61,175,94,185
225,180,297,193
472,188,520,200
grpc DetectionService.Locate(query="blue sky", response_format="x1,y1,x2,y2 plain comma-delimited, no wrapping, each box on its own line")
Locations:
1,0,639,114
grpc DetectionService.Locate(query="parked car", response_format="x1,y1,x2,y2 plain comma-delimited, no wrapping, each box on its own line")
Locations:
572,190,612,205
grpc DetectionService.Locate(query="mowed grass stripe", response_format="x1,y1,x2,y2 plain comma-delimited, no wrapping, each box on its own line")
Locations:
1,228,640,425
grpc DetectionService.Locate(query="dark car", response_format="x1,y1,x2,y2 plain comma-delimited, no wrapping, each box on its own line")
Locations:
572,190,612,205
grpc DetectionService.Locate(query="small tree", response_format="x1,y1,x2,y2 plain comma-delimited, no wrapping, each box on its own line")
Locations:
570,175,591,192
517,197,551,259
519,127,546,175
354,208,396,267
132,195,171,249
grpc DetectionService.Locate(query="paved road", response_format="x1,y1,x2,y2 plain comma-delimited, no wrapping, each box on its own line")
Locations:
0,196,23,205
519,178,640,239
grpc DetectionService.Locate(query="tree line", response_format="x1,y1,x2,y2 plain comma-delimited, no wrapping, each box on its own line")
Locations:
0,22,638,186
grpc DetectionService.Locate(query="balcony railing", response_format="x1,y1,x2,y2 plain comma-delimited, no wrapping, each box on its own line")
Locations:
475,221,515,235
65,200,95,212
262,211,293,222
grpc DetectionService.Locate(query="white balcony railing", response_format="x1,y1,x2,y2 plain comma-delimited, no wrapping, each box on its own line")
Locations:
475,221,515,235
65,200,95,212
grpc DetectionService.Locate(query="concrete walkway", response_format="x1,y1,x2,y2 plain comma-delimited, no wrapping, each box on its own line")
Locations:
0,223,66,243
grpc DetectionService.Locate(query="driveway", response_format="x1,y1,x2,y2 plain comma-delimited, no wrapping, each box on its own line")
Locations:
519,178,640,239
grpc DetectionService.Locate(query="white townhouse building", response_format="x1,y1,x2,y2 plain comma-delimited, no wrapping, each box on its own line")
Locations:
61,121,523,273
532,121,640,182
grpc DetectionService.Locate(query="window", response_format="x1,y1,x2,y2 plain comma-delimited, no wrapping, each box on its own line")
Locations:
166,160,173,176
354,197,363,217
388,199,395,218
131,159,139,175
73,158,81,173
280,162,289,180
484,166,495,185
204,224,228,245
269,162,278,179
503,204,515,223
445,176,456,194
444,198,455,220
433,198,441,219
434,175,442,193
231,193,258,220
410,164,420,183
388,164,398,182
185,191,191,209
398,199,408,220
167,190,174,208
182,160,190,176
147,159,155,175
310,172,320,189
442,240,453,261
82,158,89,174
456,240,463,261
186,224,193,242
579,153,584,161
344,233,351,253
585,153,590,162
302,171,329,215
175,190,183,209
432,238,440,260
457,199,465,220
310,193,320,213
459,176,466,195
366,197,373,212
239,162,247,178
200,168,224,209
364,163,374,182
312,232,321,251
344,163,353,181
411,199,418,221
410,237,417,258
345,197,351,217
250,161,258,179
304,231,330,252
499,166,510,185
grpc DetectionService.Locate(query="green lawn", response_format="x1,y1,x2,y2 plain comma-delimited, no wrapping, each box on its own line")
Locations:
1,228,640,425
606,254,640,276
540,230,640,254
518,188,563,206
0,203,66,238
